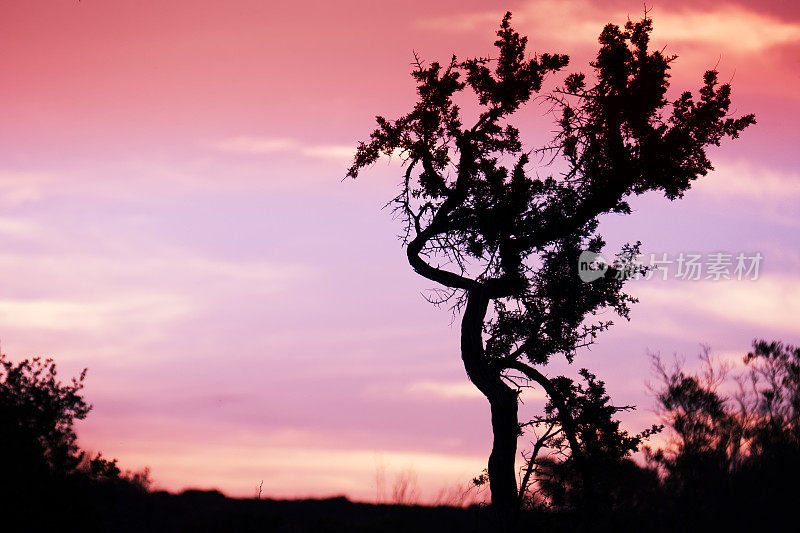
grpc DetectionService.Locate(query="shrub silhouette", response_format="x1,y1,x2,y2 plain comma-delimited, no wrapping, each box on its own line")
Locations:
648,341,800,529
0,352,146,531
522,370,660,510
0,355,90,478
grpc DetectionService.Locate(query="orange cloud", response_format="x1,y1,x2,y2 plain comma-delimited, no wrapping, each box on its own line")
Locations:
417,1,800,54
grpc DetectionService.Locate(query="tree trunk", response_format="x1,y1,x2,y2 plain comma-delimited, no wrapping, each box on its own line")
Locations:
487,390,520,523
461,287,520,526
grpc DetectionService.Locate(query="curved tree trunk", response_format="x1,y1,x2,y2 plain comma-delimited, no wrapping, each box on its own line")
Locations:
461,287,520,526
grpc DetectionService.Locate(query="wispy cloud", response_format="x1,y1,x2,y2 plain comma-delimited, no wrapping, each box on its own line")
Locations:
631,275,800,334
646,6,800,52
0,152,358,209
694,161,800,200
406,380,485,400
0,295,192,332
0,217,39,238
0,247,311,298
406,380,546,401
215,136,355,160
0,171,55,206
0,235,312,349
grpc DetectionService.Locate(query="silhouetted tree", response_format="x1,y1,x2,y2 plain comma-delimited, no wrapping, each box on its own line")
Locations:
648,347,741,480
648,340,800,529
347,12,753,522
741,340,800,457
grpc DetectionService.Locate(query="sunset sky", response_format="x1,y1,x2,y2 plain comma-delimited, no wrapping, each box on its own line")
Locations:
1,0,798,502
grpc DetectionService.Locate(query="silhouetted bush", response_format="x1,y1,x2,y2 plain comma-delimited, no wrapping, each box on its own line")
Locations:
518,369,661,526
0,352,149,531
647,340,800,530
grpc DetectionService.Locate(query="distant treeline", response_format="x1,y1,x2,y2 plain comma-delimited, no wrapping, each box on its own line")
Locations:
1,341,798,531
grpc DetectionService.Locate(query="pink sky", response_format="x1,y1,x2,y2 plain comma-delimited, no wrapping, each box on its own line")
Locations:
1,0,799,502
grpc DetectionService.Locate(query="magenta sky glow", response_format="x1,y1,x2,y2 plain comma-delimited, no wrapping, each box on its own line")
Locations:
0,0,798,501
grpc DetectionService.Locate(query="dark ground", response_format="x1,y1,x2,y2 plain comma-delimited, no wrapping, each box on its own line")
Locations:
3,486,631,533
4,484,790,533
